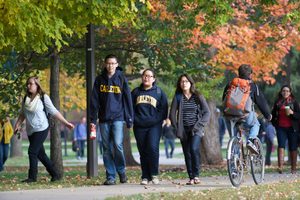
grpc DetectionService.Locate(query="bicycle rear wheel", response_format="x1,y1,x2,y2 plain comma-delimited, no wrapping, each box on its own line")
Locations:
227,136,243,187
250,138,265,185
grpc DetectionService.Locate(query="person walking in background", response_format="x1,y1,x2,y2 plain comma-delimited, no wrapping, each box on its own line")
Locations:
264,120,276,166
132,69,168,185
0,117,14,172
90,54,133,185
162,118,176,159
73,116,87,160
216,108,227,148
170,74,211,185
271,85,300,174
14,76,74,183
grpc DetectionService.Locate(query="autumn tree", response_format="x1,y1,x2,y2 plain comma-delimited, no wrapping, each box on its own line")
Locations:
0,0,145,177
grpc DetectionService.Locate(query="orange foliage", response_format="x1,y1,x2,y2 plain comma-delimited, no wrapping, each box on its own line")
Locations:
190,1,300,84
148,0,174,21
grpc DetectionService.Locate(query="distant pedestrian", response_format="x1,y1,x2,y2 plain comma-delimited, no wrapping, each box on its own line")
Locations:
90,54,134,185
264,120,276,166
132,69,168,185
216,108,227,148
162,119,176,159
14,76,74,183
170,74,210,185
74,116,87,160
0,117,13,172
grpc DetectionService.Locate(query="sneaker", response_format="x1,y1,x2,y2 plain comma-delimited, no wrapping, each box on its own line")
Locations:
151,176,159,185
21,178,37,183
140,178,148,185
51,176,62,182
247,139,258,154
103,179,116,185
193,177,200,184
186,179,194,185
119,173,127,183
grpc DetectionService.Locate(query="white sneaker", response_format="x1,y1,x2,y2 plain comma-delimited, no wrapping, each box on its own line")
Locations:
247,139,258,154
152,176,159,185
140,178,148,185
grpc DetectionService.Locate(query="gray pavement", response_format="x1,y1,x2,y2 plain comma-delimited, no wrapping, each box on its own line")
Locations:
1,173,299,200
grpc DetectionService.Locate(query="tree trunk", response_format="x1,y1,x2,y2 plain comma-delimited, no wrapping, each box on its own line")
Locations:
200,101,223,165
10,119,23,157
123,127,138,166
49,49,64,178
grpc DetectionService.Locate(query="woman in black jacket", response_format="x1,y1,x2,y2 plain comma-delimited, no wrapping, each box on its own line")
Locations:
271,85,300,174
170,74,210,184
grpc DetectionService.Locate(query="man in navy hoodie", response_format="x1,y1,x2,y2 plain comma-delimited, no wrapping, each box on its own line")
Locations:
90,54,133,185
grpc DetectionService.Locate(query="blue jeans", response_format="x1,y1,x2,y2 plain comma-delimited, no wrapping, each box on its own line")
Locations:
181,127,201,179
244,111,260,139
134,123,162,180
276,127,298,151
0,140,9,172
100,121,125,181
164,139,175,158
76,140,86,158
227,111,260,139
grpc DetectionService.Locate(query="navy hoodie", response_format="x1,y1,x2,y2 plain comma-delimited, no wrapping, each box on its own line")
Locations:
90,68,133,128
131,85,168,128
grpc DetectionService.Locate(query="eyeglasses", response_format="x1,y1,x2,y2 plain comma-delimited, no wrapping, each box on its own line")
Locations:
143,75,154,78
106,62,118,65
180,80,190,84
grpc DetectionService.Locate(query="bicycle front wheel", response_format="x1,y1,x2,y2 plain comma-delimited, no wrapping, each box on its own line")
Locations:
227,136,243,187
250,138,265,185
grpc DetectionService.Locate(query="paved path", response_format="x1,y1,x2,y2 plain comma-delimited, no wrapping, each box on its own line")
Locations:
1,173,299,200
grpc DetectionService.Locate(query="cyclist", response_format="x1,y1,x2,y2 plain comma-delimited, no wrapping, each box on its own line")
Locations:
223,64,272,153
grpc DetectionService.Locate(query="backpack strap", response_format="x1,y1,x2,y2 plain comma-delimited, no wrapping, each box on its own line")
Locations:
40,94,49,119
23,94,49,119
156,87,162,100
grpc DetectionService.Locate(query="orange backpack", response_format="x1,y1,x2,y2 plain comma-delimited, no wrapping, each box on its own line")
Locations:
223,78,253,117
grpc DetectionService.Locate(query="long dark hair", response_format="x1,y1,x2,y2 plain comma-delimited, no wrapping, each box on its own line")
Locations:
26,76,45,97
175,74,200,96
276,85,295,105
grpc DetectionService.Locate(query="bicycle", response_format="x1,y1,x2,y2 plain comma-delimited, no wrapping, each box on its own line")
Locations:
226,118,265,187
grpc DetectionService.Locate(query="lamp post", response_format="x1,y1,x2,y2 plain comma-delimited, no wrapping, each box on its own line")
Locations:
86,24,98,177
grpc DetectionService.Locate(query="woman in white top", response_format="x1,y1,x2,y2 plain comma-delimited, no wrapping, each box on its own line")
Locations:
14,76,74,183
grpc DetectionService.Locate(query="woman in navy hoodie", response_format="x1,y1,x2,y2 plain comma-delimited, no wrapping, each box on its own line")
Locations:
131,69,168,185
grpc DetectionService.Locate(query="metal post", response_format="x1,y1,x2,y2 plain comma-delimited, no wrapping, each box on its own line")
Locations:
86,24,98,177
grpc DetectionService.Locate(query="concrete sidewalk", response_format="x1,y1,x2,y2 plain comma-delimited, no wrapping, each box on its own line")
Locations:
63,147,185,166
1,173,299,200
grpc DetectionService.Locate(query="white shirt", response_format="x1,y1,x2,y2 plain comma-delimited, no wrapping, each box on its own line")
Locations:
22,94,59,135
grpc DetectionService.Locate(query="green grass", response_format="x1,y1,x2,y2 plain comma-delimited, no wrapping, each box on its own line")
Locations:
107,179,300,200
0,165,228,191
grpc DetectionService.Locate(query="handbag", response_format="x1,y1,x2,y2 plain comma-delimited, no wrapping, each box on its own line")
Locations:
72,140,79,152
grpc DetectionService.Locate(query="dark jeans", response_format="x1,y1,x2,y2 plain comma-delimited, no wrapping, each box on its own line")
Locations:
28,128,57,180
0,140,9,171
181,126,201,179
164,139,175,158
265,137,273,165
276,127,298,151
77,140,86,157
134,123,162,180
